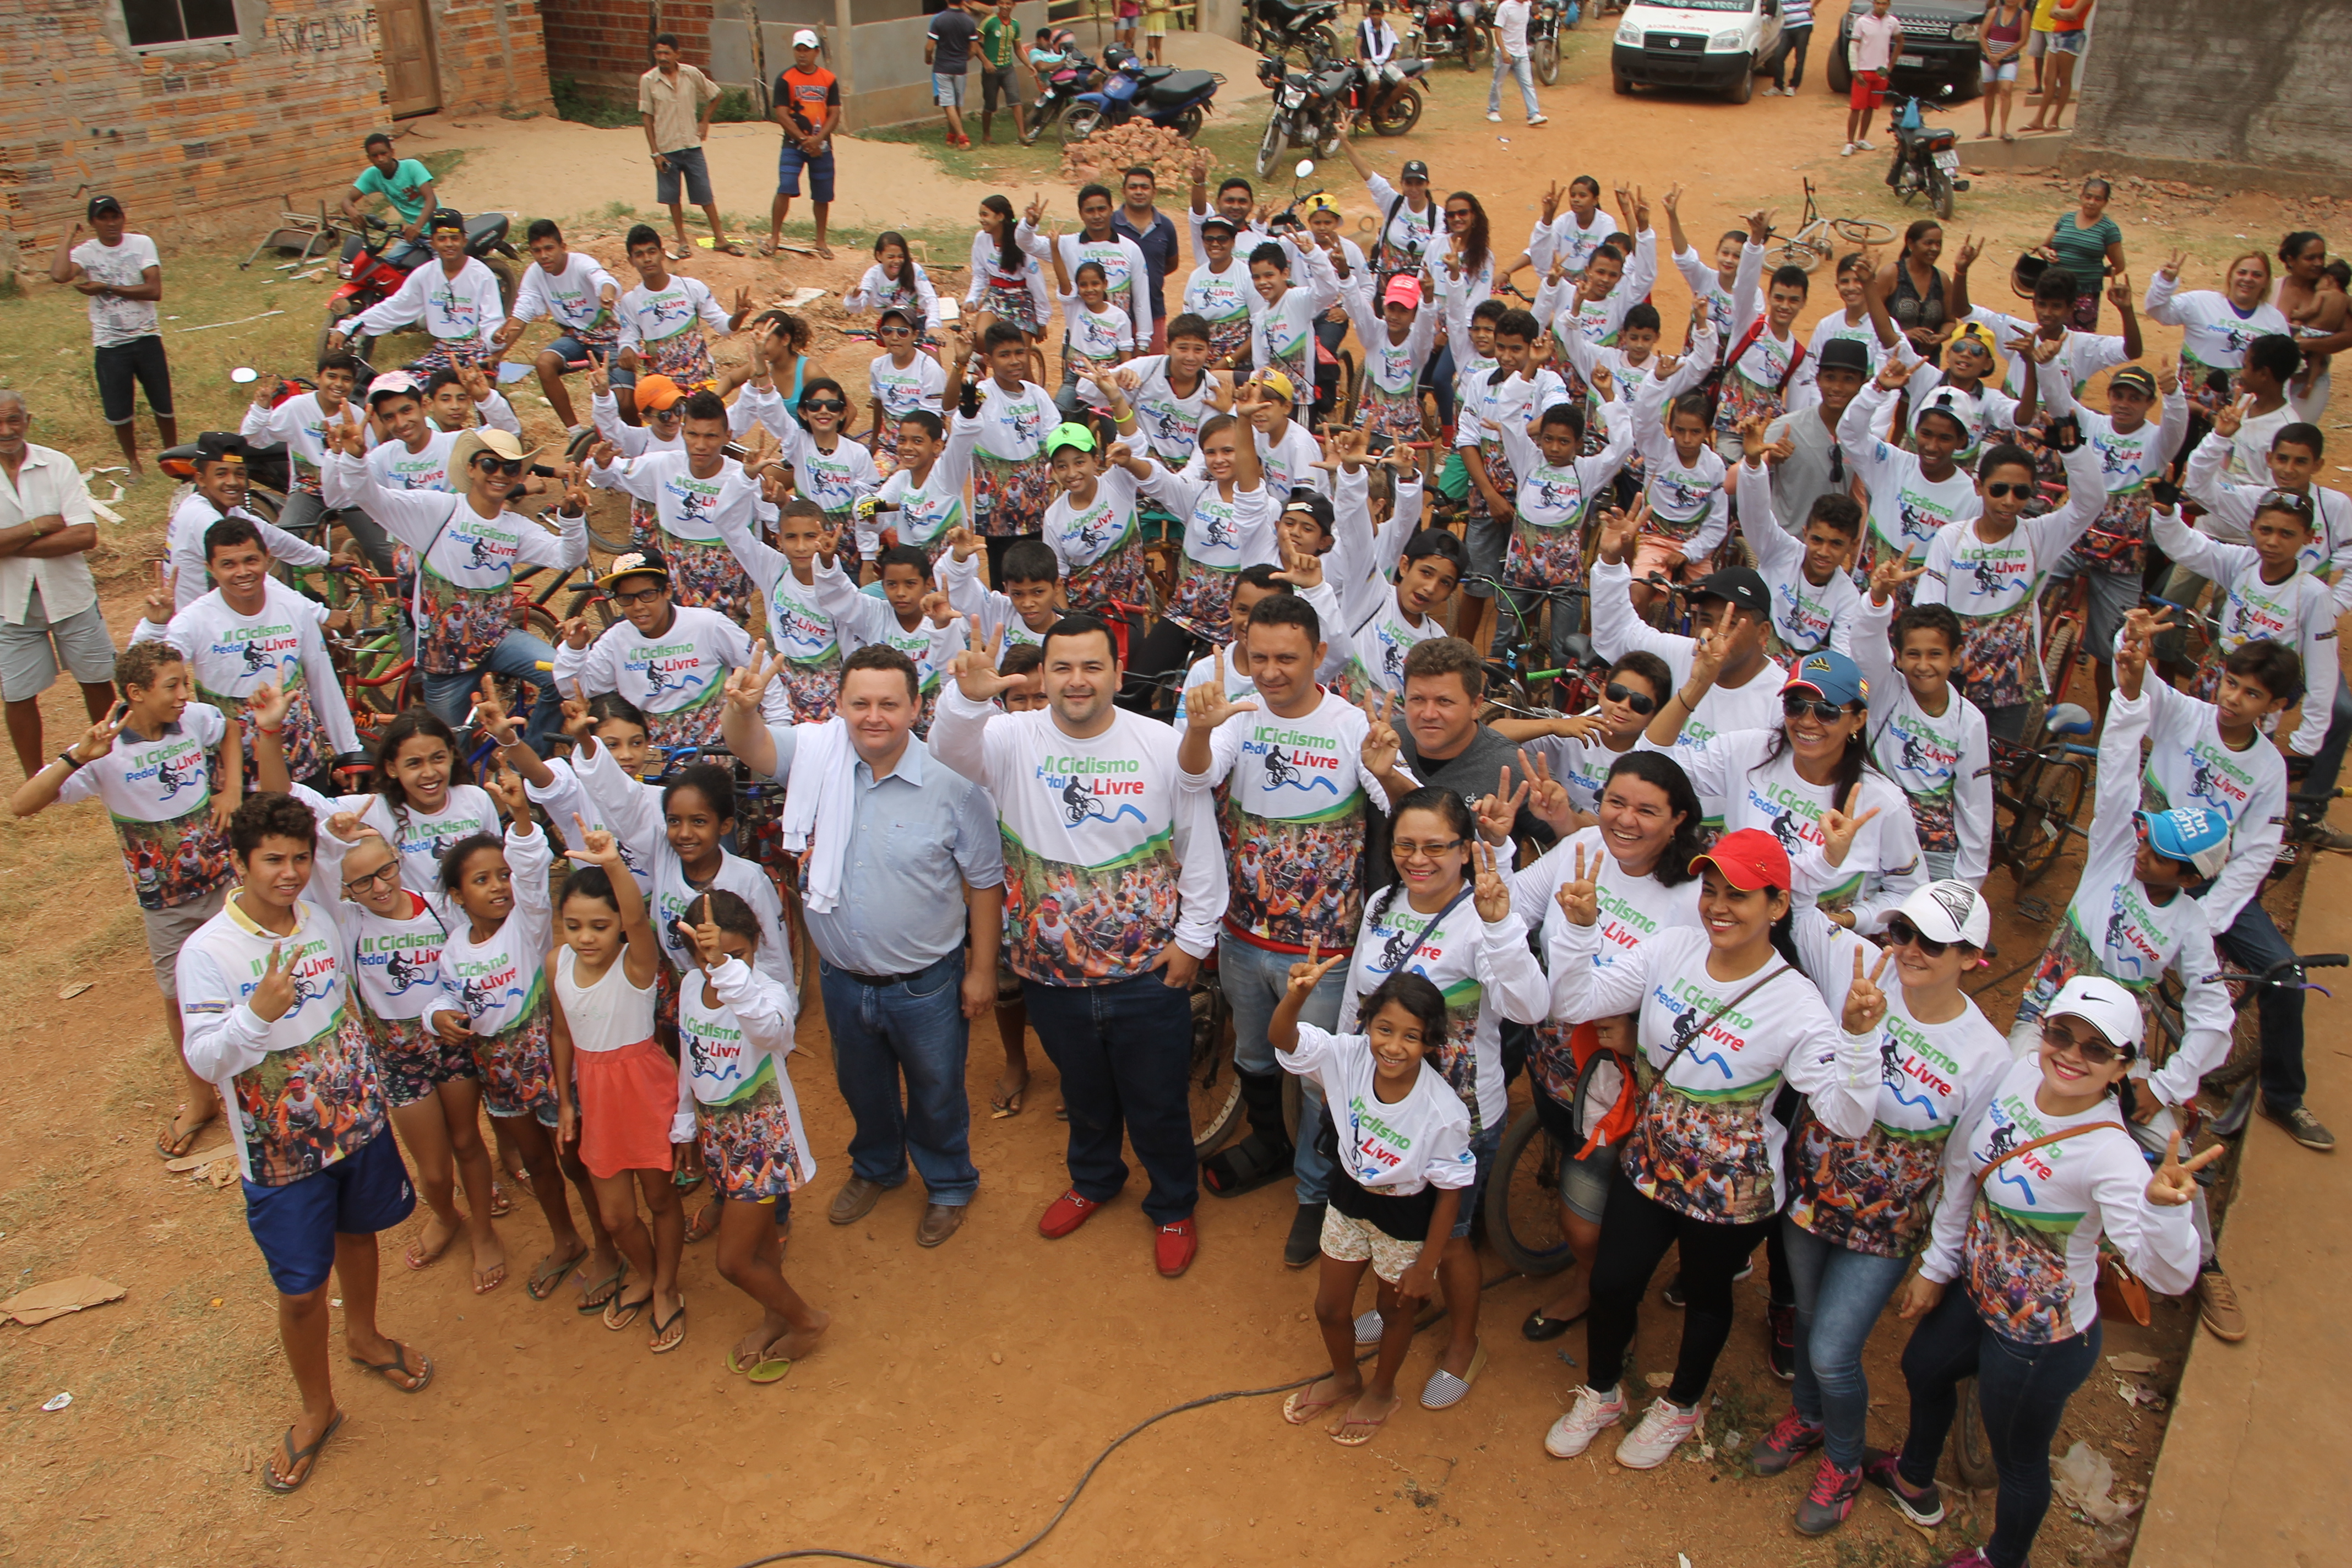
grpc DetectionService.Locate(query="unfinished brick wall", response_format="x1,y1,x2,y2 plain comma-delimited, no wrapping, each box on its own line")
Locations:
0,0,552,263
541,0,718,98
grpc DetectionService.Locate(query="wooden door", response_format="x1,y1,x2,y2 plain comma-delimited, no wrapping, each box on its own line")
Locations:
382,0,443,118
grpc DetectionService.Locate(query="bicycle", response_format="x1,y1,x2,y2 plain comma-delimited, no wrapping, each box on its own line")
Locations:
1763,177,1894,275
1484,1099,1580,1277
1985,715,2097,888
1464,574,1600,718
2146,952,2349,1138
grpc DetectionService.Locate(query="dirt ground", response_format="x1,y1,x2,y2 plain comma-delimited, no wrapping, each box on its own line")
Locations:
1,30,2342,1568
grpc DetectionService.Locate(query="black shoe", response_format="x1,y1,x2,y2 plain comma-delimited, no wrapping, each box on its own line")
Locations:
1283,1201,1327,1268
1768,1302,1798,1381
1661,1257,1752,1308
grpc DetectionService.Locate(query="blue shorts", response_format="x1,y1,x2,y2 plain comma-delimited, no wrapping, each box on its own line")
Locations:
778,145,836,203
655,144,714,207
243,1131,416,1295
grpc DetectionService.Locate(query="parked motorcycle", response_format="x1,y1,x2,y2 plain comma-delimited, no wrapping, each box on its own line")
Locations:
1884,87,1969,221
324,210,516,364
1248,0,1342,63
1021,32,1102,146
1343,52,1430,137
1064,46,1224,143
1254,52,1355,177
1415,0,1493,71
1528,0,1568,84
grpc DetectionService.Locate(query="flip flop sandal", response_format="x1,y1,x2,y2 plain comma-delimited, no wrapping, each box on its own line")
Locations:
672,1166,705,1192
603,1292,654,1331
155,1110,209,1160
1329,1408,1391,1447
1282,1385,1347,1426
745,1353,793,1384
685,1202,723,1244
1420,1343,1488,1411
574,1260,628,1314
487,1183,514,1218
526,1245,589,1302
647,1302,688,1354
756,240,778,259
989,1088,1025,1119
347,1343,434,1393
262,1410,345,1494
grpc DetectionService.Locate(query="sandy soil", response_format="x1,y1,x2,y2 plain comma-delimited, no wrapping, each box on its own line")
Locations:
0,38,2337,1568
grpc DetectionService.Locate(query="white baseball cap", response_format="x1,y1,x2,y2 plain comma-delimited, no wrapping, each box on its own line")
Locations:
2043,974,2143,1055
1893,880,1990,949
791,28,820,48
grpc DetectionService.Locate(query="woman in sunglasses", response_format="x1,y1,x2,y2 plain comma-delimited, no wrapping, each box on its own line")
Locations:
1540,827,1886,1471
1879,973,2210,1568
1750,879,2010,1537
1502,748,1707,1342
1644,640,1923,935
1493,650,1674,826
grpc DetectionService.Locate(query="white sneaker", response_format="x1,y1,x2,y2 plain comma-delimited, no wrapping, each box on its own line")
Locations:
1854,138,1876,150
1543,1385,1627,1458
1841,141,1857,156
1762,86,1782,96
1616,1397,1702,1469
1527,114,1550,126
1487,111,1504,123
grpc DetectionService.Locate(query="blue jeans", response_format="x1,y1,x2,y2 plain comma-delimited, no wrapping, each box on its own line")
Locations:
1489,51,1539,117
1022,968,1199,1223
1781,1219,1914,1467
1897,1282,2101,1568
419,628,562,755
1221,931,1342,1205
818,952,979,1205
2213,897,2307,1113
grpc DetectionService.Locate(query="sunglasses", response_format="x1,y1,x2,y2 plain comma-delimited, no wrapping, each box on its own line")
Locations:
1882,915,1952,958
2041,1021,2127,1068
1984,481,2032,499
878,325,914,338
2259,487,2316,516
475,455,525,477
1604,682,1658,716
610,585,667,607
804,398,847,413
1782,693,1849,723
1393,837,1464,862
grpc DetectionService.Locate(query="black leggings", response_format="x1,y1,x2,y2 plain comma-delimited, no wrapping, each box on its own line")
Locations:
1586,1165,1773,1408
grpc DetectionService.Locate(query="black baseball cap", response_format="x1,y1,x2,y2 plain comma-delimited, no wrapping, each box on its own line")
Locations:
1401,160,1430,182
1689,566,1771,616
87,194,123,220
193,431,251,465
1818,337,1870,376
426,208,465,233
1200,216,1237,238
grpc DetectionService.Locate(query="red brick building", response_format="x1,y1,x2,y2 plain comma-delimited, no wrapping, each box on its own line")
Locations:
1,0,554,261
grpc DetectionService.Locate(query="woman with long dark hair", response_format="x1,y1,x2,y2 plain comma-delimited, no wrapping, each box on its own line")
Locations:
337,708,497,923
1422,191,1495,429
1888,220,1951,358
966,194,1048,342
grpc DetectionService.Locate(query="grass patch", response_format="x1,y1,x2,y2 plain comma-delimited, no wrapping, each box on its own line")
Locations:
552,74,641,129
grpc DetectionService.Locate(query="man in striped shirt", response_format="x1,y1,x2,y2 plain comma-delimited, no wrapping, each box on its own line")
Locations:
1764,0,1816,95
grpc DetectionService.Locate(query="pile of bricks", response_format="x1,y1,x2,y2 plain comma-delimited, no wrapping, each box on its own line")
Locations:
1058,123,1210,190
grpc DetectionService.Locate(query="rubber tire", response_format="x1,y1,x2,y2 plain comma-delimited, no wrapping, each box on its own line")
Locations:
1061,107,1103,146
1255,114,1286,178
1370,86,1423,136
481,257,518,317
1173,105,1205,140
1189,984,1241,1155
1304,23,1337,63
1724,54,1754,104
1825,41,1852,95
1926,163,1955,221
1485,1108,1578,1277
1019,101,1057,147
1534,36,1559,85
2015,757,2086,888
2202,1008,2264,1091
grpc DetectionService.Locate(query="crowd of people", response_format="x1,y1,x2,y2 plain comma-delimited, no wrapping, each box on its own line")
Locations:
7,19,2348,1567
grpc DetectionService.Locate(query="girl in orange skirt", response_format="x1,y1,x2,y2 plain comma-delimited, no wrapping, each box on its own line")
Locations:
551,824,687,1354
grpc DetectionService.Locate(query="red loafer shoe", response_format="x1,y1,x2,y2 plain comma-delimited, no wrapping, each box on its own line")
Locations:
1039,1189,1104,1239
1155,1217,1197,1278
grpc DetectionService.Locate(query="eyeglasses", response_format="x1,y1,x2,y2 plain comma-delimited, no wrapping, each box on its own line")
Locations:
877,325,913,339
1604,682,1658,716
1783,693,1849,723
804,398,847,413
475,455,525,477
342,861,401,894
1882,916,1951,958
1393,837,1465,862
2040,1021,2127,1068
1984,481,2032,499
610,585,667,607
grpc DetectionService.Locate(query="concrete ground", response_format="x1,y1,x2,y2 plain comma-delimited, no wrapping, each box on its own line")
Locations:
2132,837,2352,1568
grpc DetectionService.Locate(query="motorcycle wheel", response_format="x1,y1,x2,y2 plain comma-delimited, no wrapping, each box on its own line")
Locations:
1304,23,1338,62
1018,100,1057,146
1314,115,1345,159
1173,104,1205,140
482,257,518,317
1062,107,1104,145
1370,85,1422,135
1534,36,1559,84
1926,163,1956,221
1255,114,1285,178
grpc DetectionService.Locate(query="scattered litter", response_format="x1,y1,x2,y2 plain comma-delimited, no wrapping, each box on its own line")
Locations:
1719,1428,1747,1453
164,1144,233,1173
2114,1378,2167,1412
177,311,286,334
497,362,535,384
41,1393,72,1413
3,1275,126,1327
89,500,122,526
1645,1371,1672,1388
56,982,92,1000
1679,1555,1692,1568
1554,1349,1578,1366
2106,1352,2161,1375
2110,1440,2141,1457
2053,1440,2140,1526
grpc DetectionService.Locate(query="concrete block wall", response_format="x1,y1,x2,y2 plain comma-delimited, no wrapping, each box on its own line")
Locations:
2073,0,2352,178
543,0,718,96
434,0,559,119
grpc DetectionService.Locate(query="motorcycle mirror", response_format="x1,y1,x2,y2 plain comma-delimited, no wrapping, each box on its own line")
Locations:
230,367,259,384
1294,159,1316,179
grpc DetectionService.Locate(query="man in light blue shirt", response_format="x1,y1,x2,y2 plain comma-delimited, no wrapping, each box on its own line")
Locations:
726,643,1005,1248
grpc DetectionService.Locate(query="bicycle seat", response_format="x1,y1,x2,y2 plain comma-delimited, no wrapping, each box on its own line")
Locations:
2044,703,2095,738
1559,633,1596,667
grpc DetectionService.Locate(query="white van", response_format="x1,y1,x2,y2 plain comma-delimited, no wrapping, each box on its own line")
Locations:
1610,0,1785,104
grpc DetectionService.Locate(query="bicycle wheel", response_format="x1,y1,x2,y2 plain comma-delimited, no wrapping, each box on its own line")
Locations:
1831,218,1895,247
1767,237,1828,275
2201,1005,2264,1091
1188,983,1241,1155
1953,1376,1998,1488
1485,1108,1577,1277
2013,755,2086,887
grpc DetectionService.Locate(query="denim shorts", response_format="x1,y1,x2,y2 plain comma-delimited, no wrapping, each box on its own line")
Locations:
934,72,967,109
1980,58,2018,83
2049,29,2086,55
243,1131,416,1294
655,144,714,206
778,144,836,202
1449,1123,1505,1239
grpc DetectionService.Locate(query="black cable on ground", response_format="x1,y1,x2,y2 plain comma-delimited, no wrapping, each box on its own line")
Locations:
727,1271,1520,1568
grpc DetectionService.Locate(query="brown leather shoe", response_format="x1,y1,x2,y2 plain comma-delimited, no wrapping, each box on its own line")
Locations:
917,1202,968,1248
827,1176,888,1226
2196,1268,2248,1342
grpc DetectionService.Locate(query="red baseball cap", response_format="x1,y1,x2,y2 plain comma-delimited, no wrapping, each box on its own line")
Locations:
1690,827,1793,892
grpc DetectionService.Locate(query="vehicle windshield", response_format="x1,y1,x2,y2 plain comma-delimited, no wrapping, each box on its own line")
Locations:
1637,0,1758,11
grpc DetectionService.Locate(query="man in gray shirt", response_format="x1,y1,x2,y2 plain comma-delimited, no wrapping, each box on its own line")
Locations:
726,643,1005,1249
1761,336,1871,537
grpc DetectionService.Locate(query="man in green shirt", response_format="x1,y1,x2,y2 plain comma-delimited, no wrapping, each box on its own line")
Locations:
978,0,1025,146
341,133,437,263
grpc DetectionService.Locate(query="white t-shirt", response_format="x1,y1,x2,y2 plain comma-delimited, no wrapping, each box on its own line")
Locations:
1277,1022,1477,1196
335,783,501,924
2125,679,2286,939
164,492,329,612
1734,462,1861,658
1841,382,1983,567
866,349,948,428
57,703,238,911
1119,355,1216,467
432,825,553,1041
1852,593,1994,886
617,275,733,355
333,890,457,1026
2149,505,2340,758
512,252,620,335
672,956,813,1184
525,755,654,894
589,449,765,546
551,604,782,749
353,255,507,346
870,438,978,551
72,233,161,346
